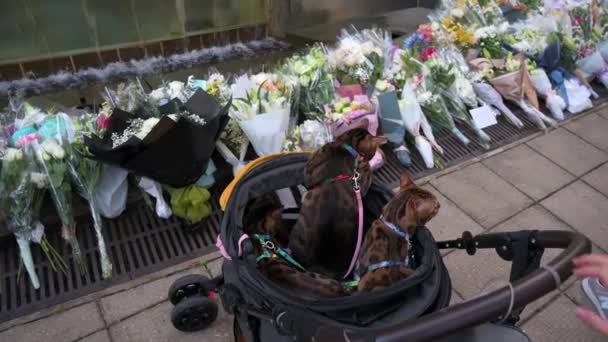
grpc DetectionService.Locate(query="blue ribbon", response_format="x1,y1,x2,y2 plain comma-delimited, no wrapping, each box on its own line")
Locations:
550,69,569,108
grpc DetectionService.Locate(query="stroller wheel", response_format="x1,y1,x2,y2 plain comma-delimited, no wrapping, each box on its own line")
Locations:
171,296,218,332
168,274,213,305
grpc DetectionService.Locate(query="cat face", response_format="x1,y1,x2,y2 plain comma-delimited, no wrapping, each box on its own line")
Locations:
335,128,387,160
383,173,440,234
243,195,287,245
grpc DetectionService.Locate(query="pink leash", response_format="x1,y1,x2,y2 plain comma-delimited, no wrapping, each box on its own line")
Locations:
343,178,364,279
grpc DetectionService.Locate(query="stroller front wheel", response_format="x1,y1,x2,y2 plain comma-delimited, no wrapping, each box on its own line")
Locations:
168,274,214,305
171,296,219,332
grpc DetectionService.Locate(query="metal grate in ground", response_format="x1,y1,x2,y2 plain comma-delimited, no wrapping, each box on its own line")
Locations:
0,86,606,323
0,190,222,323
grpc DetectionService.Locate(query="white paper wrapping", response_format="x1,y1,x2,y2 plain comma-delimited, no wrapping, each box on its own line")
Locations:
530,70,553,95
239,107,290,156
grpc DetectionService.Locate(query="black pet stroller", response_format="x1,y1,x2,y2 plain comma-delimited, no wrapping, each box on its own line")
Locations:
166,153,591,342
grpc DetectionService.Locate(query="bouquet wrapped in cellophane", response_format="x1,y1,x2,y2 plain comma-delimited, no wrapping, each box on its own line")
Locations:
1,107,67,289
469,52,557,129
66,113,113,278
34,113,86,274
284,45,336,121
327,28,386,92
230,72,297,157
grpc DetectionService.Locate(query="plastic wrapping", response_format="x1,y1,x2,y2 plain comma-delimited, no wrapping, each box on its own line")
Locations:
32,122,85,273
94,164,128,219
564,78,594,113
473,82,524,128
138,177,172,219
326,28,387,88
577,51,608,88
230,72,297,157
400,83,443,169
1,143,66,289
530,69,566,120
284,44,336,121
65,112,113,278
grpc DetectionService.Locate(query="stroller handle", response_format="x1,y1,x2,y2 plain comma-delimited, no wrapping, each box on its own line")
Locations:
365,230,590,342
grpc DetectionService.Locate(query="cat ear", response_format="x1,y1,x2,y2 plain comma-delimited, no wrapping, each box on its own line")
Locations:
356,118,370,130
372,135,388,146
400,172,415,189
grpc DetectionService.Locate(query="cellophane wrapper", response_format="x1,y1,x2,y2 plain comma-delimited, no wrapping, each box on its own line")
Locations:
0,145,47,289
34,116,85,273
67,114,113,278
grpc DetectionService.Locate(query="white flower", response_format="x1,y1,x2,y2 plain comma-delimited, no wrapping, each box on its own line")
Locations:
452,8,464,18
375,79,394,92
417,91,433,105
251,73,274,86
41,140,65,159
3,148,23,161
135,118,160,140
30,172,47,189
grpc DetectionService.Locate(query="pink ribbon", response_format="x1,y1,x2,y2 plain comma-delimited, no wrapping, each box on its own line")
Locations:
16,133,40,147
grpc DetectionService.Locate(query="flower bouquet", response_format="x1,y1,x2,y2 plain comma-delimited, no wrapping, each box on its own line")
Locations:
34,116,86,274
528,67,567,120
325,95,379,139
230,72,295,156
1,138,67,289
327,29,386,91
85,87,231,187
285,45,336,121
283,120,331,152
67,113,113,278
469,52,557,129
570,2,608,88
399,82,444,169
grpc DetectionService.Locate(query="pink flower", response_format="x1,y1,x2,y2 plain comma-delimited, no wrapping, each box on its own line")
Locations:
420,47,437,61
97,114,110,129
16,133,40,147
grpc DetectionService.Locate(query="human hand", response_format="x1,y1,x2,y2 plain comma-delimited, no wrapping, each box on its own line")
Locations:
573,254,608,336
574,254,608,287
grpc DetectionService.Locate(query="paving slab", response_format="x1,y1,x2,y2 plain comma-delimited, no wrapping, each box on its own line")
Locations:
599,109,608,120
483,145,575,200
541,181,608,252
521,295,605,342
109,301,232,342
450,291,464,305
100,267,207,324
444,206,577,320
431,163,532,228
80,329,112,342
527,128,607,176
582,162,608,197
422,185,485,247
0,302,105,342
565,114,608,152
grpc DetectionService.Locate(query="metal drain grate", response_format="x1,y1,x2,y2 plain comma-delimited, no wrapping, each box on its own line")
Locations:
0,87,607,322
0,189,222,323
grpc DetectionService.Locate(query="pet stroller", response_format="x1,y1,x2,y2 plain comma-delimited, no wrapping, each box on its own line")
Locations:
167,153,591,341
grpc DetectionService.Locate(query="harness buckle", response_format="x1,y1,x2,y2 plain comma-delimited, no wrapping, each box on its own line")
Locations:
263,240,276,251
352,171,361,191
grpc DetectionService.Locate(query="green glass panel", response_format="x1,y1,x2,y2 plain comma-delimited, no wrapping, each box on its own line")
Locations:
27,0,95,54
86,0,140,47
184,0,265,34
132,0,183,41
0,1,44,60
